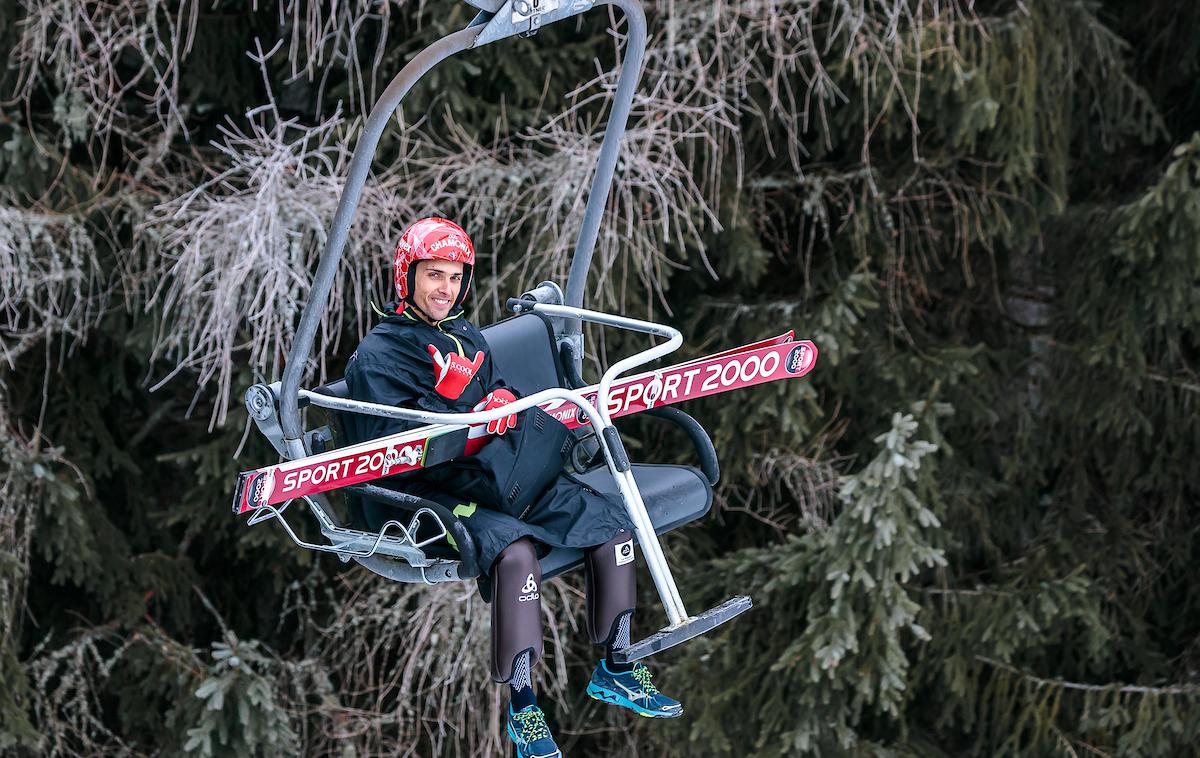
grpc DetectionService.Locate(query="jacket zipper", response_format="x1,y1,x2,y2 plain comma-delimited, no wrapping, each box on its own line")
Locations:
435,314,466,356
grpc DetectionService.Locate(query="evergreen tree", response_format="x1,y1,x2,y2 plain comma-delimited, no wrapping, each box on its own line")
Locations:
0,1,1196,755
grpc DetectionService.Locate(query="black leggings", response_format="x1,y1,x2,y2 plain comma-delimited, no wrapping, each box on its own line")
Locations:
490,531,635,682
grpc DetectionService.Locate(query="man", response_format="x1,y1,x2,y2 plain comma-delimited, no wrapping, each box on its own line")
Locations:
344,218,681,758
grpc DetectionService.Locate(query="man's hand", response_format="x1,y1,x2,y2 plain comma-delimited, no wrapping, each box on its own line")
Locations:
473,388,519,435
428,345,484,400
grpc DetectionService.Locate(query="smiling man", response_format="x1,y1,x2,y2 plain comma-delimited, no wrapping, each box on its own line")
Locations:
411,259,462,321
342,217,682,758
404,233,469,323
344,217,516,444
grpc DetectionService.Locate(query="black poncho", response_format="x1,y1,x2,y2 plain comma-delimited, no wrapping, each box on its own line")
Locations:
343,302,632,572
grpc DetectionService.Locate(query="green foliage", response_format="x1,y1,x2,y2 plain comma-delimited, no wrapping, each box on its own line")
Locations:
968,658,1200,755
0,641,39,751
663,404,949,756
1069,132,1200,375
178,637,299,757
2,1,1199,756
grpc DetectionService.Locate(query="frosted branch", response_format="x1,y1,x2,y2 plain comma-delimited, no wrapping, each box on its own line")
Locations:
0,206,107,367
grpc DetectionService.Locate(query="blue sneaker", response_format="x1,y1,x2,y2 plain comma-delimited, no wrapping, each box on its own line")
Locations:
586,660,683,718
506,703,562,758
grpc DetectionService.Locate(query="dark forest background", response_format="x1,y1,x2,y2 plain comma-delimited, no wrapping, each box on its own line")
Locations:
1,1,1198,755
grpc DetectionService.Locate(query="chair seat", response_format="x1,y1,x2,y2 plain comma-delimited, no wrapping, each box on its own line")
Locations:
576,463,712,535
537,463,712,581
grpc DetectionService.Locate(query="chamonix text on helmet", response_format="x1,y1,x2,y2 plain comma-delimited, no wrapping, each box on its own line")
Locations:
394,217,476,312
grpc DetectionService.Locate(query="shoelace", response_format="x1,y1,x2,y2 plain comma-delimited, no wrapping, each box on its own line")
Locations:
632,664,660,696
513,707,551,742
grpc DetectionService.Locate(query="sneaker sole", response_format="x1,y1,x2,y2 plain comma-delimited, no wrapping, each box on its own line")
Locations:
586,682,683,719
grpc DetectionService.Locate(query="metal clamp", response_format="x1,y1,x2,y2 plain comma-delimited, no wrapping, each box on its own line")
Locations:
245,384,288,457
475,0,592,43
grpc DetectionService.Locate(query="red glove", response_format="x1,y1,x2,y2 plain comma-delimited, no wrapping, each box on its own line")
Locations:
428,345,484,400
473,388,519,435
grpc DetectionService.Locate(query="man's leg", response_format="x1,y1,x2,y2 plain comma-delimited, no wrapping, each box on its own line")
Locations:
584,530,683,719
492,539,560,758
492,538,543,697
584,530,637,667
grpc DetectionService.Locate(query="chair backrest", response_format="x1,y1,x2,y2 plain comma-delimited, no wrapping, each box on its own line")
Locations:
313,313,563,402
480,313,565,396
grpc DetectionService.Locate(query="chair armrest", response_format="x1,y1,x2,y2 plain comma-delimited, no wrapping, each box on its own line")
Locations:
559,343,720,486
638,406,720,486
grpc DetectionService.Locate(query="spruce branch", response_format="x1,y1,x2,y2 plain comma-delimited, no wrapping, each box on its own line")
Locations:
977,657,1200,697
136,54,410,426
13,0,201,146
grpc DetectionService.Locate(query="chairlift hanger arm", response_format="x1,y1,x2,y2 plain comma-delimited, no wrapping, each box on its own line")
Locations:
251,1,758,658
278,0,648,447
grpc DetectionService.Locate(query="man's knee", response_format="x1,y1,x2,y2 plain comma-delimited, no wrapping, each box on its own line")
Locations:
493,538,539,579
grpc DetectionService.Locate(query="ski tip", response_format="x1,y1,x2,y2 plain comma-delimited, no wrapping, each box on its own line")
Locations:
781,340,818,377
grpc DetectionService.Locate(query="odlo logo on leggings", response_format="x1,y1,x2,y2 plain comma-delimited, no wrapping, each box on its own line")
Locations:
615,539,635,566
518,573,540,602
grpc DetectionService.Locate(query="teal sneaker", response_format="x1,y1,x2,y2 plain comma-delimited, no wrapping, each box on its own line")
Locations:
506,703,562,758
586,660,683,718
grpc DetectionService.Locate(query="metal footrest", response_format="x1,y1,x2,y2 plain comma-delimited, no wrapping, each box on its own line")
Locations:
614,595,753,664
245,495,449,565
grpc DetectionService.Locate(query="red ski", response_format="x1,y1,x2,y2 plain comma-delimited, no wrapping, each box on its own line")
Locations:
672,330,794,366
233,334,816,514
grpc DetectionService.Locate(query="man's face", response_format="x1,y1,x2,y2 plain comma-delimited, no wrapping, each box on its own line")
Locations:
411,259,464,322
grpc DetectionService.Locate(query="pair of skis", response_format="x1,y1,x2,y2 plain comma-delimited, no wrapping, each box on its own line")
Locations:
232,331,817,515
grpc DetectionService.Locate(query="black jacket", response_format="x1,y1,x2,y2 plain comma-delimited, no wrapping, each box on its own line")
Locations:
343,301,633,572
343,301,509,444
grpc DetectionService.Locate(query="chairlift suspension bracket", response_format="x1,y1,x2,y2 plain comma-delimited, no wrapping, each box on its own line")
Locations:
470,0,591,45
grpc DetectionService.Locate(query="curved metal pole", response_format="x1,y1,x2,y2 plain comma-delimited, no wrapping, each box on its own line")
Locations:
563,0,648,371
279,28,479,445
281,0,648,444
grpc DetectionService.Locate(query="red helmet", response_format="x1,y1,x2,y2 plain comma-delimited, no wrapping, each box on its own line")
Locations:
393,217,475,310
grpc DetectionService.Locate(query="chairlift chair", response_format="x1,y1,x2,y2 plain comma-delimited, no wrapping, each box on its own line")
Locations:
238,0,752,664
